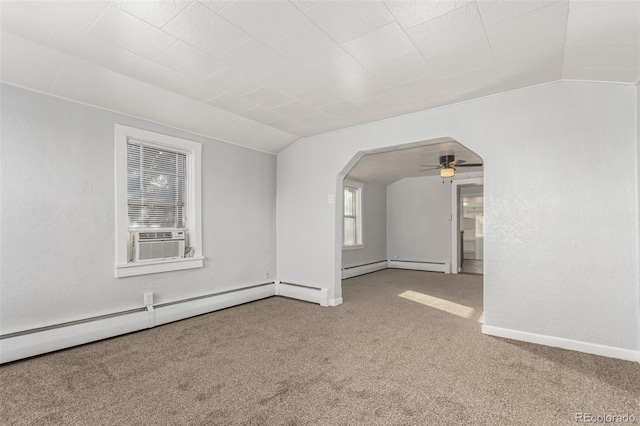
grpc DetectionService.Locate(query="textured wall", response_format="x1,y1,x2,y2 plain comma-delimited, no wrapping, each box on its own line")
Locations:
0,84,277,334
341,181,387,268
277,81,639,352
387,176,451,263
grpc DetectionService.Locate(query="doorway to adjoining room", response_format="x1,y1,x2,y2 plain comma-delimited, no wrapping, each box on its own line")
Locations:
459,185,483,275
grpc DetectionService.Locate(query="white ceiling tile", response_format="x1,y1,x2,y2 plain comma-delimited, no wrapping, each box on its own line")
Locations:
335,78,391,103
206,92,257,114
296,112,335,128
109,1,192,28
218,39,291,79
407,3,488,59
293,85,345,107
368,51,435,86
260,66,326,94
271,25,346,70
319,100,366,117
273,101,320,119
218,1,310,45
355,93,407,114
566,1,640,44
291,1,322,12
562,67,640,84
384,0,471,29
191,107,242,137
218,117,263,143
564,43,640,70
0,31,65,92
303,0,395,44
314,55,371,87
389,74,442,100
477,1,561,26
268,117,308,133
153,41,228,80
88,6,177,59
203,91,255,114
116,53,185,88
248,126,298,154
203,66,264,96
198,1,233,13
241,86,296,109
45,25,131,70
162,75,226,102
50,56,125,106
487,1,568,73
342,22,420,68
151,92,212,129
240,106,285,124
107,77,173,119
427,39,496,78
487,1,569,54
1,1,108,43
162,2,249,57
0,3,57,44
436,65,499,95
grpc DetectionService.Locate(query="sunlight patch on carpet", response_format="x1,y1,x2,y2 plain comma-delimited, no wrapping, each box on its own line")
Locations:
399,290,477,319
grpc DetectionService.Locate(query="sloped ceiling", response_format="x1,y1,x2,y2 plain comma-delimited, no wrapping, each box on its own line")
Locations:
1,1,638,154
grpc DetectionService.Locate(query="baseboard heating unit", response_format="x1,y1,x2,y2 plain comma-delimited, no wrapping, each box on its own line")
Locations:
342,260,388,279
388,260,450,274
0,283,275,364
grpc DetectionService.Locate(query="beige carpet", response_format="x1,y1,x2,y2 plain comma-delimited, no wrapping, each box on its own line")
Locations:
1,270,638,425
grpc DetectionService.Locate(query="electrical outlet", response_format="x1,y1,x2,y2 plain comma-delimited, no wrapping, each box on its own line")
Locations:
265,270,271,279
144,292,153,306
328,194,334,204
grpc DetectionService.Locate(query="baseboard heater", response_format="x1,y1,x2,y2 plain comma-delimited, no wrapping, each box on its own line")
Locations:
275,281,330,307
388,260,450,274
342,260,388,279
0,283,275,364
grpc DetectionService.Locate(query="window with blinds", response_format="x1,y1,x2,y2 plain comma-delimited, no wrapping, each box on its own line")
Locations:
127,140,187,229
343,185,361,246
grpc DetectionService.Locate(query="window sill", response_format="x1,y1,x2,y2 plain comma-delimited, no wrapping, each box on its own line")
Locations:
115,256,204,278
343,244,364,251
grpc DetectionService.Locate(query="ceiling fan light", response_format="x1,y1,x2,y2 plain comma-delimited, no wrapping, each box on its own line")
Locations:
440,167,455,178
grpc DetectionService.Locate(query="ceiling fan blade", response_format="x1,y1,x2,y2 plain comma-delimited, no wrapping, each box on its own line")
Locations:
418,167,441,172
418,164,442,168
450,159,466,166
456,163,483,167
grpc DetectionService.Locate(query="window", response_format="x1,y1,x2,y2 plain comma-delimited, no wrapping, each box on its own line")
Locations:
343,181,363,248
115,125,203,278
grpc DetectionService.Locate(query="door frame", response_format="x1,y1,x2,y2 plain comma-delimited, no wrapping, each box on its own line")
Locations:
450,178,483,273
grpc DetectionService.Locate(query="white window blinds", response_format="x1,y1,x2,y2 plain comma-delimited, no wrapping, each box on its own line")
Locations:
127,140,187,228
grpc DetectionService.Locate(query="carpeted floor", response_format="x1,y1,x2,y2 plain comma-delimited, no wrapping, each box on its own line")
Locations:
1,269,638,425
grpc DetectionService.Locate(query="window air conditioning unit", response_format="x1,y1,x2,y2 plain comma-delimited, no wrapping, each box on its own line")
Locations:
133,230,185,262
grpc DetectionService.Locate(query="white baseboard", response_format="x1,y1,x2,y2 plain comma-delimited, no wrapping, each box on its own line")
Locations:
482,325,640,363
155,284,274,326
329,298,343,306
0,283,275,364
342,261,388,279
388,260,450,274
275,281,330,307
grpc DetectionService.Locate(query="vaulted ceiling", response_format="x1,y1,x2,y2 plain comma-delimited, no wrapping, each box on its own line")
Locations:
1,1,638,153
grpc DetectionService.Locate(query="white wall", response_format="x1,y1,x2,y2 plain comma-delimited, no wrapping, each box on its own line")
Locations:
387,176,450,263
277,81,639,356
342,181,387,268
0,84,276,334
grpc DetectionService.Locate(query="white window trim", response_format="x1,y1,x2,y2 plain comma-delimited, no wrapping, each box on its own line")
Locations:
114,124,203,278
343,180,363,249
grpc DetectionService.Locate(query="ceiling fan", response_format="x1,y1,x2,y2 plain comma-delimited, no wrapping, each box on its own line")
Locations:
419,155,483,178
